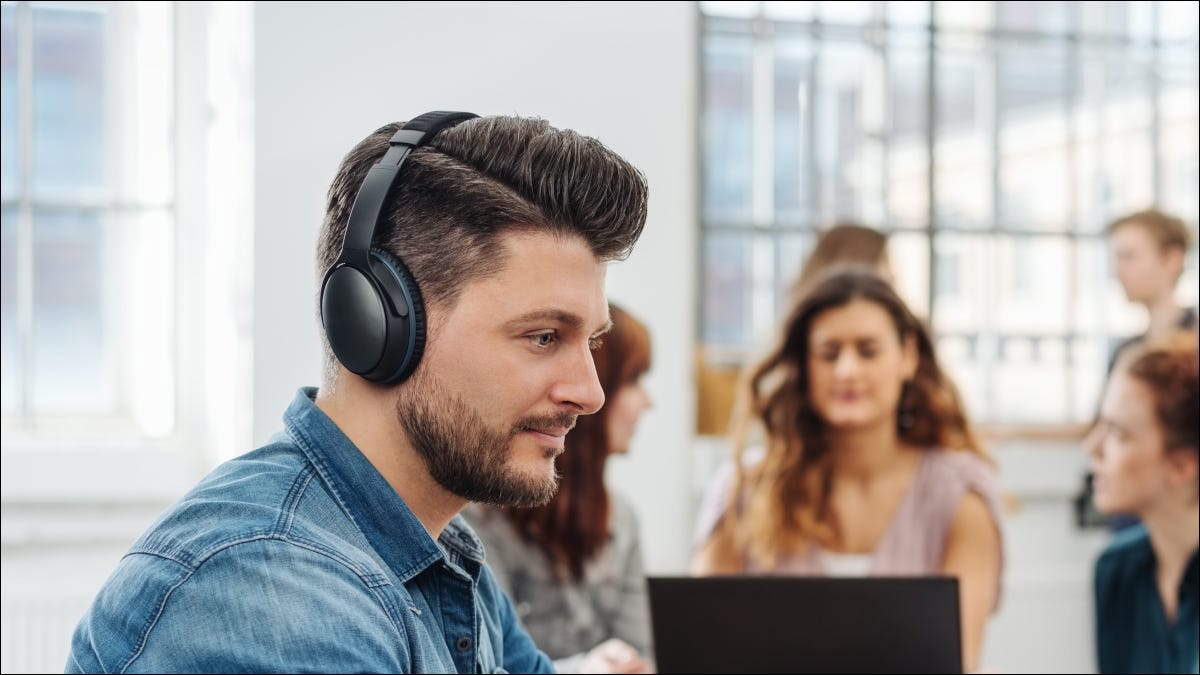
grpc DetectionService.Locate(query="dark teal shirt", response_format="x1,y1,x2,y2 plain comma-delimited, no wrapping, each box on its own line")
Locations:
1094,524,1199,674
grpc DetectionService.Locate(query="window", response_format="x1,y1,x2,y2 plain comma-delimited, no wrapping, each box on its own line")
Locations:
699,0,1199,427
1,1,253,501
2,1,175,438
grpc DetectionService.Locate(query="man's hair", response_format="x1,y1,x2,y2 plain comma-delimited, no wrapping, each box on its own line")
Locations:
316,116,649,382
1106,208,1194,252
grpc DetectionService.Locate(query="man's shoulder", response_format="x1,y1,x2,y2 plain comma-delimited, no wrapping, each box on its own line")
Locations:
130,439,359,566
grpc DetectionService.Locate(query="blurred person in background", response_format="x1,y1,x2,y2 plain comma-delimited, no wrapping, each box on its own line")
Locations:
1106,209,1198,372
466,303,655,674
789,222,893,302
1087,337,1199,675
691,268,1003,674
1077,209,1198,531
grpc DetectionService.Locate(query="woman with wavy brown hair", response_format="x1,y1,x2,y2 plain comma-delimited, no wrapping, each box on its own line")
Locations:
692,267,1003,673
465,303,655,674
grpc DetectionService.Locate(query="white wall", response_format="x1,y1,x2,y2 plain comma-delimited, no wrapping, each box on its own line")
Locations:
253,1,699,573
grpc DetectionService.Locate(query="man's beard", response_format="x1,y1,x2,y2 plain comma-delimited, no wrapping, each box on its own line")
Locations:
395,370,576,507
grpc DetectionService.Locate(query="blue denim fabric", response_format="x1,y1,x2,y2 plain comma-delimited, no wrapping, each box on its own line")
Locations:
66,387,554,674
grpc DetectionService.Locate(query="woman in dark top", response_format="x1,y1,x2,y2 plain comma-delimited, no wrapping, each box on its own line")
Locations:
1087,338,1199,674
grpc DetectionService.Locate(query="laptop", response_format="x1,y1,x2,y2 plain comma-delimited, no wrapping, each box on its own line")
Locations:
647,576,962,674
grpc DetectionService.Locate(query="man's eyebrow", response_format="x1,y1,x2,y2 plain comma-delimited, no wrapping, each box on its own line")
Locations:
504,309,610,335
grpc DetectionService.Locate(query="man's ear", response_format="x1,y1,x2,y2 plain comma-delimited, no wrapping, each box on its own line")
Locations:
1163,246,1186,284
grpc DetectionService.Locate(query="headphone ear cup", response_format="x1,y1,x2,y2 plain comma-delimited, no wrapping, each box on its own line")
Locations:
369,248,426,384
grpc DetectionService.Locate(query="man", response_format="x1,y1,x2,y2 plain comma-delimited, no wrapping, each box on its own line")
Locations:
66,112,648,673
1107,208,1198,372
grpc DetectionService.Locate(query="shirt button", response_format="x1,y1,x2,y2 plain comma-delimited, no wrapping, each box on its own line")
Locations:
456,636,472,652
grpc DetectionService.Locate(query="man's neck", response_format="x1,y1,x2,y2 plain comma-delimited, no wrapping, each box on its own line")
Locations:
1143,291,1182,340
314,383,466,540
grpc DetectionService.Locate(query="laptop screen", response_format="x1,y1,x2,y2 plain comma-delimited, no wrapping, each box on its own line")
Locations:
648,575,962,674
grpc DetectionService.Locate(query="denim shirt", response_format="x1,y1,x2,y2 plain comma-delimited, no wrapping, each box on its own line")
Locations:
66,387,554,674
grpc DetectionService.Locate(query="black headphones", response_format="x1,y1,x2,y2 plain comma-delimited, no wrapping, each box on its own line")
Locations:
320,111,479,384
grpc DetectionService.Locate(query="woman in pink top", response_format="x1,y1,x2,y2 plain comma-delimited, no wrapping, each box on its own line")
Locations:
691,267,1004,673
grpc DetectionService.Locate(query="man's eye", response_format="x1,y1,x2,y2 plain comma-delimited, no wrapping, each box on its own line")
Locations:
531,333,556,347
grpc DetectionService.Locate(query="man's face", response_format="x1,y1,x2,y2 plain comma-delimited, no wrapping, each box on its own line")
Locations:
396,230,609,507
1111,224,1177,304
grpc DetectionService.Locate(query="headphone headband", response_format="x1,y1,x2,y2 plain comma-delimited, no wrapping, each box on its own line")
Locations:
320,111,479,384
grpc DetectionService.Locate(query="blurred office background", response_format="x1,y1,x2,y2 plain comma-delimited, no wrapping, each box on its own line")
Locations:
1,1,1196,672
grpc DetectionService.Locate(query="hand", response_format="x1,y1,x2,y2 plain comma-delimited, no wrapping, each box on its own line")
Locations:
576,638,653,674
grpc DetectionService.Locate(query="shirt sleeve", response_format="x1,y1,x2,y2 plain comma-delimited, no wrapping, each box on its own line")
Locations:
608,495,653,659
90,539,409,673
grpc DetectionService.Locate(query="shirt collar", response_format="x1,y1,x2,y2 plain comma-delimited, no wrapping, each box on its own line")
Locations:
281,387,486,582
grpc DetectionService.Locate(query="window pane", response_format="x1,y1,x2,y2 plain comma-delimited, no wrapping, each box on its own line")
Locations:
1,3,16,200
994,236,1069,334
888,47,929,229
1,208,17,414
702,232,752,348
702,1,763,19
937,334,986,424
818,0,872,25
704,36,754,223
773,40,814,223
888,1,931,27
996,1,1072,35
774,230,815,310
814,42,885,225
932,233,991,334
1160,57,1199,226
997,45,1069,231
1075,46,1155,232
1159,0,1200,45
889,230,930,318
31,208,174,429
993,335,1068,423
32,210,115,413
935,1,994,31
31,4,109,201
1071,336,1107,422
763,2,814,21
934,46,992,229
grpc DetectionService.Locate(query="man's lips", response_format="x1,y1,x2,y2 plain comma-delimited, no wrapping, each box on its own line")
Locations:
524,428,570,446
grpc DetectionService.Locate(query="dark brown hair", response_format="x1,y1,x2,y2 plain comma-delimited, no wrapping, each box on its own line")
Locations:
711,267,984,569
1127,340,1200,455
316,116,649,381
503,304,652,581
791,223,889,299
